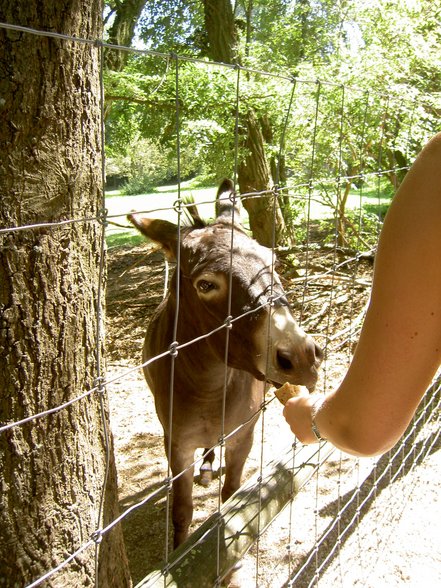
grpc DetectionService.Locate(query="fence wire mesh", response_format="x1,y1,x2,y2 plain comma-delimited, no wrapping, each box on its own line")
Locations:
0,20,440,588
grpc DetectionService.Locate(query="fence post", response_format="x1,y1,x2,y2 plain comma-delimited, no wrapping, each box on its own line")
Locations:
137,442,335,588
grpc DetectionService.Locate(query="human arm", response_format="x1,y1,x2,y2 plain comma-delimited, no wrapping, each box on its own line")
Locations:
283,133,441,456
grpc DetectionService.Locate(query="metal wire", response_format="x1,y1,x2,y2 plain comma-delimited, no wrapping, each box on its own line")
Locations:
1,19,439,588
94,40,111,587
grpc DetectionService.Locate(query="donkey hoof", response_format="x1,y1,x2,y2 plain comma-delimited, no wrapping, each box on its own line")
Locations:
199,466,213,487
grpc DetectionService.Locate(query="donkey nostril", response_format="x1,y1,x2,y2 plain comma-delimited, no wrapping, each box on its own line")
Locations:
277,349,293,371
314,343,324,364
305,337,323,366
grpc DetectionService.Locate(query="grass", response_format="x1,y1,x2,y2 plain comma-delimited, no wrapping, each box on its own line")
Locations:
105,180,219,248
106,232,146,249
105,178,394,248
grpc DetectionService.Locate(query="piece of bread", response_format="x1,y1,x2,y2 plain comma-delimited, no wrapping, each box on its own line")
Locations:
274,382,303,405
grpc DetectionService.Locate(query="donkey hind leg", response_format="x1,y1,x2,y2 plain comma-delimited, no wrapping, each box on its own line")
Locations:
199,447,215,487
168,445,196,548
221,428,254,503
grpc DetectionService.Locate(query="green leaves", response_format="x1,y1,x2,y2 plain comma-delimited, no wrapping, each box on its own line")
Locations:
103,0,440,210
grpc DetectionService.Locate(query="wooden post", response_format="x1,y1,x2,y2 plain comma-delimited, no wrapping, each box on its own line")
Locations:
136,442,335,588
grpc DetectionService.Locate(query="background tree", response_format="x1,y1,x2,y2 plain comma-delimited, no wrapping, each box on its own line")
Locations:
0,1,131,585
202,0,287,246
105,0,146,70
105,0,294,245
103,0,439,246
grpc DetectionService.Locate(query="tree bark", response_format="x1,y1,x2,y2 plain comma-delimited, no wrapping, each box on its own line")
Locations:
105,0,146,70
202,0,238,63
0,2,130,586
238,111,286,246
202,0,287,246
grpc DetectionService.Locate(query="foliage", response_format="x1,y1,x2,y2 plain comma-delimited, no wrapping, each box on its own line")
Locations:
137,0,205,54
318,208,383,251
237,0,350,70
103,0,440,243
116,139,175,194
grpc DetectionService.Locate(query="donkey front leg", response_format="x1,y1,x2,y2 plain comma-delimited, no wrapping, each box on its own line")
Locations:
168,445,195,548
199,447,216,487
221,427,255,503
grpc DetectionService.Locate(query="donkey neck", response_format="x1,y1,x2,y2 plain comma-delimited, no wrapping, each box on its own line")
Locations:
161,291,235,394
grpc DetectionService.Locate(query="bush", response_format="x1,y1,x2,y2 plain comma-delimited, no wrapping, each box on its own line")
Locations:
120,139,175,194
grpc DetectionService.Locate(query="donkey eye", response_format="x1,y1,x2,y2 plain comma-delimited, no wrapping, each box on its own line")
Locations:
197,279,216,293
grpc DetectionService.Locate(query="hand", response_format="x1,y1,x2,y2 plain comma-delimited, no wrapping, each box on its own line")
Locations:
283,392,324,444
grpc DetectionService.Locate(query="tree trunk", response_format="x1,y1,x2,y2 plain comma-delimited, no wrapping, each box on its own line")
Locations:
202,0,238,63
202,0,287,246
105,0,146,70
238,111,286,247
0,3,130,587
337,180,352,247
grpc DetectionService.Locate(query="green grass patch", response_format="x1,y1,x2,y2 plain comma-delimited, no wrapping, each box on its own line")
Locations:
106,231,145,249
105,182,219,248
105,177,395,249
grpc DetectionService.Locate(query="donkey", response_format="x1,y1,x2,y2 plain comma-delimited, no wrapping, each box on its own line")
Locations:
128,179,322,547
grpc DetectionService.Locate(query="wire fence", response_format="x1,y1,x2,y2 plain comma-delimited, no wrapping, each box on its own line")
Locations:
0,20,440,588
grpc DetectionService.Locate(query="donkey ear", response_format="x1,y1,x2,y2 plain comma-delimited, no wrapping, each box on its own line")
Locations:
127,214,178,260
215,178,243,225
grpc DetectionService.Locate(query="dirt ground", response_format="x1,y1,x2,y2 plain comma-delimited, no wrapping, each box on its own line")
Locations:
105,238,440,587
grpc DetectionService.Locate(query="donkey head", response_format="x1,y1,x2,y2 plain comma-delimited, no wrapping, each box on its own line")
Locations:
128,179,322,390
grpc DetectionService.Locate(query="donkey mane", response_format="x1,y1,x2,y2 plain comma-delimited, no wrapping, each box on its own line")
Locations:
182,195,206,229
182,179,245,233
